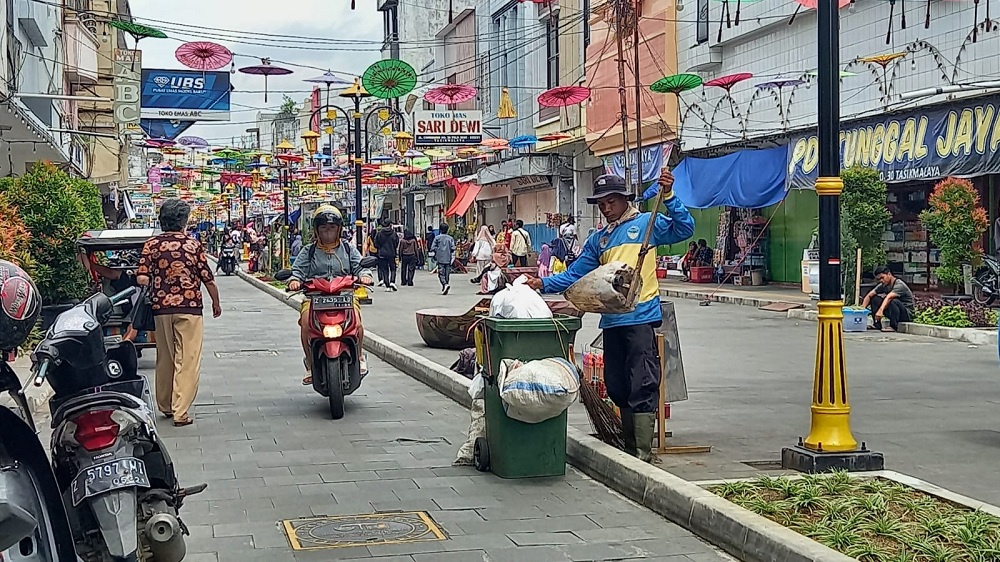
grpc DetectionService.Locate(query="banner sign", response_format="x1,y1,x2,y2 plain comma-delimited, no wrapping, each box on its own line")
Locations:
787,97,1000,189
426,167,453,184
113,49,142,136
603,143,670,185
413,110,483,146
140,69,231,121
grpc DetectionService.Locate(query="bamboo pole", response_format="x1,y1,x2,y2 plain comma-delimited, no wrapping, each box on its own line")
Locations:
854,247,862,305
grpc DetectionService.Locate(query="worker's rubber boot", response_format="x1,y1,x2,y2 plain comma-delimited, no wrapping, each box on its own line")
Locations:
634,413,656,463
619,407,637,456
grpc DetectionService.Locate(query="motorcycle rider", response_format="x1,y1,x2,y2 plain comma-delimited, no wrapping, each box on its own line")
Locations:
216,233,239,273
288,205,370,385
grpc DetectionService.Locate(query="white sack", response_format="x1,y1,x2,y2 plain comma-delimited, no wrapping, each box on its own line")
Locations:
489,276,552,319
454,398,486,466
564,261,640,314
498,358,580,424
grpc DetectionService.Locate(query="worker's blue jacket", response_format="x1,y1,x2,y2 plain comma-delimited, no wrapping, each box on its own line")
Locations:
541,187,695,329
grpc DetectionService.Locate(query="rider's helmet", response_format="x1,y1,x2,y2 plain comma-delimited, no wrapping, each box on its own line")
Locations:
0,259,42,351
312,205,344,230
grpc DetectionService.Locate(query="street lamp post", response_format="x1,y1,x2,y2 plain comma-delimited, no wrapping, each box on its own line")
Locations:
339,79,372,248
781,0,883,473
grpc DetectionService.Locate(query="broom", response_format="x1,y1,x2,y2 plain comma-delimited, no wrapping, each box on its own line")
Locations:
572,344,625,450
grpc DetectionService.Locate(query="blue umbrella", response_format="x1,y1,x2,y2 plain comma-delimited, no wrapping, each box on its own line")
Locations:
510,135,537,149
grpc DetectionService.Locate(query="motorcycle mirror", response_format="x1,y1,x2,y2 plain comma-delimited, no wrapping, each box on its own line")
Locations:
274,269,293,282
359,256,378,270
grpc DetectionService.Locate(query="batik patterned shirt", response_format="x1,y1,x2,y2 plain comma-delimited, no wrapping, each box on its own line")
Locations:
137,232,214,316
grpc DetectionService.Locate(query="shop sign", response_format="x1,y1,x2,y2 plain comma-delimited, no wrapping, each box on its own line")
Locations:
140,69,231,121
504,175,551,194
413,110,483,146
602,143,671,185
787,96,1000,188
113,49,142,135
426,167,453,184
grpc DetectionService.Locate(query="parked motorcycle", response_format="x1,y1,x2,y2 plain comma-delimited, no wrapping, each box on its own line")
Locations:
219,246,238,276
972,254,999,306
32,287,206,562
276,255,377,419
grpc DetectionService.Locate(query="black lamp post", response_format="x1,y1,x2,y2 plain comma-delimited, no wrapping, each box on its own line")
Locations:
781,0,883,473
339,78,372,248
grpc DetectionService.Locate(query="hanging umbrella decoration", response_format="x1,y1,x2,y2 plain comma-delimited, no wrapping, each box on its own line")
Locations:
175,41,233,71
537,85,592,108
498,87,517,119
108,20,167,68
239,58,293,103
650,73,703,96
787,0,850,27
969,0,992,41
362,59,418,100
177,136,208,148
858,52,907,106
712,0,764,36
538,132,572,142
509,135,537,151
425,84,477,106
304,71,351,131
703,72,752,117
755,79,805,129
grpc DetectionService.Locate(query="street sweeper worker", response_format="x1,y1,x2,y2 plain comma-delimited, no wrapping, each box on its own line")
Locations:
525,170,694,462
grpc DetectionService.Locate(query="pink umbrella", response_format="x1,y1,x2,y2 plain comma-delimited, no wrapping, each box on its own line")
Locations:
537,85,591,107
704,72,753,93
175,41,233,71
424,84,477,105
239,58,293,103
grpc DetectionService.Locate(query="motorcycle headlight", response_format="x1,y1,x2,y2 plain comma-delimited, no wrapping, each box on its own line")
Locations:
322,324,343,339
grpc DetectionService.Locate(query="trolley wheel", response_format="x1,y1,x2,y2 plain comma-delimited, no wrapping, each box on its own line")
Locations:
473,437,490,472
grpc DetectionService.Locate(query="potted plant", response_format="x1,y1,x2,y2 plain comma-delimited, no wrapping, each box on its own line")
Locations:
919,177,989,294
0,163,105,326
840,166,891,305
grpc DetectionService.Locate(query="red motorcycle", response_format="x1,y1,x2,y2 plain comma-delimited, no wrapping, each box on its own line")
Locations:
277,256,376,419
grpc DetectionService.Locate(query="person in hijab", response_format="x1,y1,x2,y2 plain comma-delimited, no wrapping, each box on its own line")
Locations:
475,244,511,295
537,243,552,278
397,229,421,286
471,225,495,275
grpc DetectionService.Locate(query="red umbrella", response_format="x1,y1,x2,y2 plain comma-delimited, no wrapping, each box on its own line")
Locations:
424,84,477,105
175,41,233,71
703,72,753,93
239,58,293,102
537,85,591,108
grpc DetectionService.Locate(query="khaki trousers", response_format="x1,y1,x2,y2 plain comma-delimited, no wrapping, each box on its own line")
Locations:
153,314,204,421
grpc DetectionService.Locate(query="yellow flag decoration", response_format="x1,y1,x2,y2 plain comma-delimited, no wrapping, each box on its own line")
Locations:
498,87,516,119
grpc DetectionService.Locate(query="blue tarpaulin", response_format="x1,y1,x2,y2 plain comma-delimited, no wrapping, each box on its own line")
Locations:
668,146,788,209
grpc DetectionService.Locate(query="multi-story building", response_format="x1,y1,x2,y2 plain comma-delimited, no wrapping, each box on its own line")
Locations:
672,0,1000,287
0,0,79,176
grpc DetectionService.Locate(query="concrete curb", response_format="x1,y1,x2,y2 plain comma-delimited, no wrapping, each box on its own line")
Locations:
235,268,854,562
660,287,813,310
786,308,998,345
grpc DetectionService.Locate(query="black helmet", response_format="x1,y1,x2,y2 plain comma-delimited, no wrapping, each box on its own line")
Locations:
0,260,41,351
312,205,344,230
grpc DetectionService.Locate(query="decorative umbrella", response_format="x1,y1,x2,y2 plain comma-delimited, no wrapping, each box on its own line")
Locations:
239,58,293,102
425,84,477,105
175,42,233,71
537,85,591,108
108,19,167,46
704,72,754,94
402,149,424,158
456,147,482,156
498,87,517,119
787,0,850,26
538,132,572,142
362,59,418,100
177,136,208,148
423,148,452,158
650,73,703,95
510,135,537,149
756,79,805,129
481,138,509,148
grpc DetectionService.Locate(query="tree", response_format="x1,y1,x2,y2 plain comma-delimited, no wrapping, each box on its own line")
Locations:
920,177,989,291
840,166,891,304
279,95,298,117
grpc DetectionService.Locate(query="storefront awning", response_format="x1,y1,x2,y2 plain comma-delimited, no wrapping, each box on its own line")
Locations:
444,177,481,217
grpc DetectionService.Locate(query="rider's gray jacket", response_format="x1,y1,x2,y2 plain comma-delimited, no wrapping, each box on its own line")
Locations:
290,241,362,282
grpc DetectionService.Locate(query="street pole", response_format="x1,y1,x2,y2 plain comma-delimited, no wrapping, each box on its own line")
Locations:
782,0,882,473
353,98,364,248
282,168,290,269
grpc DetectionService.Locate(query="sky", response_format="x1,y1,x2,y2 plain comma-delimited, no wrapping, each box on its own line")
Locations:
130,0,383,147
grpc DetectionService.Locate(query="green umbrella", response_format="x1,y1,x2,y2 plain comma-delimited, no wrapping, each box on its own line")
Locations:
109,20,167,41
650,73,703,95
362,59,417,100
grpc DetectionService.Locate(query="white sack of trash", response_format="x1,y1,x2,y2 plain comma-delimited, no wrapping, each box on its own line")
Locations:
489,276,552,319
498,357,580,424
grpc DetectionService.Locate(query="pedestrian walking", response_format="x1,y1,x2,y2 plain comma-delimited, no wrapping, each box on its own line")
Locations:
373,218,399,291
510,219,532,267
425,225,436,270
398,229,421,286
429,223,456,295
526,170,694,462
137,198,222,427
471,225,494,275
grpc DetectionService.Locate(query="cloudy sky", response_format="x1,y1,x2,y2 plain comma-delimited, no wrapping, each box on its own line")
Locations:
130,0,383,146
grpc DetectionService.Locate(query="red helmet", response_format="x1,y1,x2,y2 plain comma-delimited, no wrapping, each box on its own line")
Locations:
0,260,41,351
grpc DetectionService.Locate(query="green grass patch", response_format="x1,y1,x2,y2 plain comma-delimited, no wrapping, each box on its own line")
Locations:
711,474,1000,561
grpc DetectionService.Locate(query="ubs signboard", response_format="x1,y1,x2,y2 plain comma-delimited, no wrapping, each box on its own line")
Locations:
413,110,483,146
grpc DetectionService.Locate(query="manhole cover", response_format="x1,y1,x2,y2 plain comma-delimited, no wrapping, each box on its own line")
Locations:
214,349,278,358
742,459,785,470
281,512,446,551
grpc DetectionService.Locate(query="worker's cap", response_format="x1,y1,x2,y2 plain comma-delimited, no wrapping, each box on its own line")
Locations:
587,174,636,204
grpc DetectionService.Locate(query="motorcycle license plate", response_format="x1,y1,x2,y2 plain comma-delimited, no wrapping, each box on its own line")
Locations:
311,294,353,310
70,457,149,506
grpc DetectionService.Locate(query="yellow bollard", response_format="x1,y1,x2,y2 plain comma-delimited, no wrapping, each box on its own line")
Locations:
803,300,857,452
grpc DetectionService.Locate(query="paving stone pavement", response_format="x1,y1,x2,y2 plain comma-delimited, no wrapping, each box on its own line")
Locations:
152,274,735,562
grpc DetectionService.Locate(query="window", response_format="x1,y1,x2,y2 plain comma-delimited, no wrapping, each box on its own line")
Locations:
583,0,591,47
697,0,709,44
540,13,560,121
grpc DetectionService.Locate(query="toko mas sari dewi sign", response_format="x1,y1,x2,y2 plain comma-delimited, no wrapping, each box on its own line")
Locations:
413,110,483,146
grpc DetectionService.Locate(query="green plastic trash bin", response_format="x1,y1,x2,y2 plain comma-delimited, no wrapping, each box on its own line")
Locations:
473,314,582,479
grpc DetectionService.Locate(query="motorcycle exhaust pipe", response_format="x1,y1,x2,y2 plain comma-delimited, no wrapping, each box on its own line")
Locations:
144,512,186,562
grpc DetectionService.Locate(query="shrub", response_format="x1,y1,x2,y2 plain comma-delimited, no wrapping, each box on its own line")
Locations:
0,163,102,303
0,197,35,274
919,177,989,290
912,298,998,328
